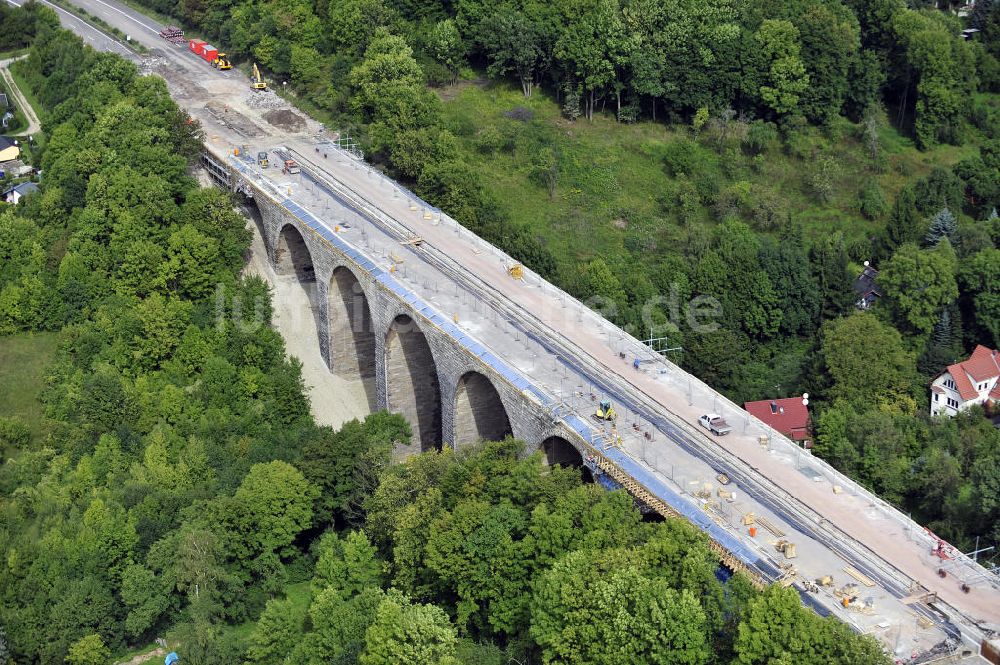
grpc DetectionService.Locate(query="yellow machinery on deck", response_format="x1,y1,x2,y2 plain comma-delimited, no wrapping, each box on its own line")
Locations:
594,400,617,422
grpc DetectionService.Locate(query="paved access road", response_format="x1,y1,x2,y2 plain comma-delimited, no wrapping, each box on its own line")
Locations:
0,56,41,136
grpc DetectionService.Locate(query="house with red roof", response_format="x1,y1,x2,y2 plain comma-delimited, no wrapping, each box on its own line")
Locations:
930,345,1000,417
743,397,811,446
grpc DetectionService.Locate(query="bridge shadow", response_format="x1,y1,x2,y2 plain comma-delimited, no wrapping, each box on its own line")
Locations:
542,436,592,483
274,223,322,339
328,267,377,411
386,314,442,452
454,371,512,447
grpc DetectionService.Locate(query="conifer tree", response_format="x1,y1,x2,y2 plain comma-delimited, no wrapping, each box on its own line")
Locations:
925,207,957,246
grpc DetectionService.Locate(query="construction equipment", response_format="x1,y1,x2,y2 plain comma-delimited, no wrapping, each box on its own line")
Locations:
601,424,623,450
158,26,185,45
189,39,232,70
274,148,300,174
257,151,268,168
251,63,267,91
507,263,523,280
593,400,617,422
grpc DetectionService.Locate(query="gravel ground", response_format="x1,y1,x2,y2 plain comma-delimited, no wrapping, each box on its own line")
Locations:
243,90,286,110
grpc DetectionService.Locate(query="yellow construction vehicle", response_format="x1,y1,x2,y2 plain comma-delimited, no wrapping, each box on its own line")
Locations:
251,63,267,91
507,263,523,280
212,51,232,70
257,151,269,168
594,400,617,422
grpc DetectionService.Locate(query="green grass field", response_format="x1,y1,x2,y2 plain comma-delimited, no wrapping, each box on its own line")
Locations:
439,80,983,272
0,332,59,442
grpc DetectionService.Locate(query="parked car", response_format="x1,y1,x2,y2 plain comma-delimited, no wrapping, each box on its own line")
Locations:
699,414,732,436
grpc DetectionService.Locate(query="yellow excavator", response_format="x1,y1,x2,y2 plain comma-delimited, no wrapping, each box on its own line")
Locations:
594,400,617,422
251,63,267,91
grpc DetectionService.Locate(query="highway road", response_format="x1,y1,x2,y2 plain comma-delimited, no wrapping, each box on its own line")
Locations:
6,0,136,59
29,0,1000,659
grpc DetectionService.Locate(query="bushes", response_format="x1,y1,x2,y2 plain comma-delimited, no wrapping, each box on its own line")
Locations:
743,120,778,155
0,416,30,456
859,179,889,220
662,138,697,176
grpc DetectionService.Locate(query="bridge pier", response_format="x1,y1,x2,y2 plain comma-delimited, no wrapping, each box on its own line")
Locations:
314,275,331,370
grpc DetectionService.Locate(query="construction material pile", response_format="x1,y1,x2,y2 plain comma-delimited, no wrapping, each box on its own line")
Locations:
263,109,306,132
158,26,185,45
243,91,286,110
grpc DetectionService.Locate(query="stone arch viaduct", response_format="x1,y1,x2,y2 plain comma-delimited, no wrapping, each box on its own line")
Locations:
238,165,586,468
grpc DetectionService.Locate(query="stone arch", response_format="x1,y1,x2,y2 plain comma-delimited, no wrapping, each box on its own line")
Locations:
541,436,583,468
275,223,315,283
274,223,320,333
235,191,268,258
328,266,376,409
453,371,513,447
385,313,442,451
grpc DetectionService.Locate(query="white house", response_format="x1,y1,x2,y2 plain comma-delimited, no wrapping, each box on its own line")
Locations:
2,181,39,204
930,345,1000,417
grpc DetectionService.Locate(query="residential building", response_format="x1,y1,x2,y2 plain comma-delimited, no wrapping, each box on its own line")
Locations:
744,397,811,446
854,262,881,310
0,136,20,163
930,345,1000,416
2,181,39,204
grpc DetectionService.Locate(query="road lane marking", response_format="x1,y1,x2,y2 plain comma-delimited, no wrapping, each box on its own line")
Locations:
77,0,160,34
10,0,132,56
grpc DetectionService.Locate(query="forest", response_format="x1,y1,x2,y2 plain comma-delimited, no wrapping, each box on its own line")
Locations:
0,7,902,664
94,0,1000,563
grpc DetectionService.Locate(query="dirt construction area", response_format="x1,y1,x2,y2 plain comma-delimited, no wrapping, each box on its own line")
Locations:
263,108,307,132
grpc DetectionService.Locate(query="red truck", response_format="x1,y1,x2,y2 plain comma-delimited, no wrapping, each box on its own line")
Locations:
188,39,231,70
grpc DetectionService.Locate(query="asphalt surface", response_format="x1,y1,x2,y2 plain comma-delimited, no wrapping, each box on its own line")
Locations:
7,0,137,59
